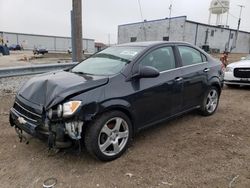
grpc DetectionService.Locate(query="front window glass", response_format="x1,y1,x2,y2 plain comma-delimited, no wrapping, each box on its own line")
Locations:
140,47,176,72
71,46,145,76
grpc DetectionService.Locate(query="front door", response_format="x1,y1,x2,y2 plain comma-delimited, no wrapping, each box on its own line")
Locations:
131,46,183,128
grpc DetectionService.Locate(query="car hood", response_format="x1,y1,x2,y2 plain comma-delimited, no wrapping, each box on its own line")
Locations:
228,60,250,68
18,70,109,110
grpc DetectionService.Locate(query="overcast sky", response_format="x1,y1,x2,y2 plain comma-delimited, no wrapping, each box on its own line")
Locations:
0,0,249,44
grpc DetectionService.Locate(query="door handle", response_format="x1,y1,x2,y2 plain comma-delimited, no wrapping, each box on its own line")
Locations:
175,77,183,82
203,68,210,72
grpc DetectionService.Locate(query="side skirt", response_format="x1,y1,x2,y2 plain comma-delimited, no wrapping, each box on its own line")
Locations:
137,105,201,133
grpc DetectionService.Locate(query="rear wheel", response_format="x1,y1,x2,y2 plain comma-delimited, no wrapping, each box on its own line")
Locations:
199,87,219,116
85,111,132,161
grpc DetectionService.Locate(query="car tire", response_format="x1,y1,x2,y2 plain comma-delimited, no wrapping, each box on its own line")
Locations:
199,86,220,116
84,111,132,161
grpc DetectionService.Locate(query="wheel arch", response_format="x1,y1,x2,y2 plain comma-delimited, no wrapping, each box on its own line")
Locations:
98,100,136,135
208,76,222,95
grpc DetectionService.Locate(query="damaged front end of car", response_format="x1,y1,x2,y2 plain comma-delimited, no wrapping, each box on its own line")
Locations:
9,70,106,151
9,98,86,150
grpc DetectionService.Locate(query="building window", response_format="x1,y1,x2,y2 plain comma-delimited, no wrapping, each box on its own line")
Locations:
211,30,214,37
130,37,137,42
163,36,169,41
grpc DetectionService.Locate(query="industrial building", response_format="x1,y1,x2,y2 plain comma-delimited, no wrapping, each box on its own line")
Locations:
118,16,250,53
0,31,95,53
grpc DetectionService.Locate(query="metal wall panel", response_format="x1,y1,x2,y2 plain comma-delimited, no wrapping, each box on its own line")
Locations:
1,32,95,53
118,17,250,53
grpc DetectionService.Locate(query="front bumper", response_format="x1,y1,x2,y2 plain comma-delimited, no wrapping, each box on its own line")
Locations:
10,107,38,136
224,72,250,86
9,107,81,148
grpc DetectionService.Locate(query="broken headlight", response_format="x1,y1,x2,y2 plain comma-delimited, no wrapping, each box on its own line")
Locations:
62,101,82,117
47,101,81,119
57,104,63,117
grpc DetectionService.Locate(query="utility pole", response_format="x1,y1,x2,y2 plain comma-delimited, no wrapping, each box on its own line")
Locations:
137,0,146,41
168,3,172,30
168,3,172,40
237,5,245,31
231,4,245,51
71,0,83,62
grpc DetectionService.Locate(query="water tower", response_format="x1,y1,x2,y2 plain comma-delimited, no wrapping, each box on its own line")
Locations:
208,0,230,26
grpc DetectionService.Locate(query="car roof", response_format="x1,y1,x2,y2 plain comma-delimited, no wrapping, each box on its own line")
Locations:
116,41,192,47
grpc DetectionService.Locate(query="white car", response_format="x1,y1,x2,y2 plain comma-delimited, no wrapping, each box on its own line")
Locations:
224,55,250,87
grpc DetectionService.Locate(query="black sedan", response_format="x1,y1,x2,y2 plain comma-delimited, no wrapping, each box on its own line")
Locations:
9,42,223,161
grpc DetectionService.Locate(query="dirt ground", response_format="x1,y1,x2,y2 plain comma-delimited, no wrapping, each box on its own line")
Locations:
0,85,250,187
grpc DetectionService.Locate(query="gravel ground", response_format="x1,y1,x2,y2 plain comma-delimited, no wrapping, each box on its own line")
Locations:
0,76,32,95
0,75,250,188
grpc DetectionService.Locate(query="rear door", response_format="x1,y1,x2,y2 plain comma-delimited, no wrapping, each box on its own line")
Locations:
132,45,183,128
176,45,209,110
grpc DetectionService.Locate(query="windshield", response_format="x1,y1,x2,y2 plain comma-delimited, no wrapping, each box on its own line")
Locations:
71,46,145,76
246,55,250,60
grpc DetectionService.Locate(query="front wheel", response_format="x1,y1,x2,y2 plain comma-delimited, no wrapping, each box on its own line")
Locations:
199,87,220,116
85,111,132,161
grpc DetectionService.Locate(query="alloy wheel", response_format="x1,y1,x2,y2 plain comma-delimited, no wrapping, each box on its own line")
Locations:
98,117,129,156
206,89,218,113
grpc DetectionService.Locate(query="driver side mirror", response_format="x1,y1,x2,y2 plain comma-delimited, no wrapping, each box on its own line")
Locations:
132,66,160,79
241,57,246,60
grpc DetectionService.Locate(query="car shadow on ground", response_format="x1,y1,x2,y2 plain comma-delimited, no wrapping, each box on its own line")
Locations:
26,110,199,163
224,85,250,90
60,110,200,161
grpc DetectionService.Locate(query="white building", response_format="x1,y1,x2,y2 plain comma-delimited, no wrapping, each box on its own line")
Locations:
118,16,250,53
0,31,95,54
